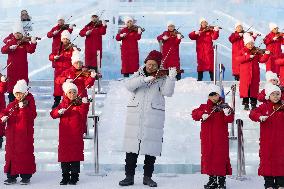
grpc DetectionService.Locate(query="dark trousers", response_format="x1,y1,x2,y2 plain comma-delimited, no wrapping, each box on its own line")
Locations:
7,172,32,180
197,71,214,81
8,93,15,103
123,73,130,78
264,176,284,188
87,66,98,73
176,73,181,81
125,152,156,177
234,75,240,81
61,162,80,174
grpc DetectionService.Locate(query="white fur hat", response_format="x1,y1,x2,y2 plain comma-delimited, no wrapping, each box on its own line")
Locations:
62,82,78,94
61,30,71,41
208,84,221,95
167,21,175,27
265,83,281,100
199,18,207,24
265,71,279,83
235,22,242,29
71,50,81,65
57,14,65,21
124,16,133,24
243,35,254,45
13,22,24,34
13,79,28,95
269,22,278,31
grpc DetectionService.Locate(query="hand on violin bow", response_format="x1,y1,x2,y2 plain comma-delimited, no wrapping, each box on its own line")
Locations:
265,50,270,54
86,30,92,36
239,33,243,37
58,108,66,115
90,71,97,78
82,97,89,104
1,75,7,82
214,26,219,31
177,34,182,39
102,20,107,26
259,116,268,122
223,108,231,116
137,27,142,34
69,25,73,30
168,67,177,80
1,116,8,123
202,114,209,121
31,37,37,44
144,76,155,83
9,45,17,50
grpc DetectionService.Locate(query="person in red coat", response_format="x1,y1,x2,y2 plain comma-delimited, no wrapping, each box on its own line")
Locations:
192,84,233,189
50,82,88,185
257,71,283,103
157,21,182,80
236,35,270,110
49,30,76,109
79,15,107,71
189,18,219,81
229,22,259,81
249,84,284,189
47,15,74,53
263,23,284,75
56,50,96,134
0,80,37,185
116,16,142,77
0,75,7,149
1,22,37,102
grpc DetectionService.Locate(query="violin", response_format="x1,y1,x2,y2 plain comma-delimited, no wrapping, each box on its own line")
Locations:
169,29,184,38
70,96,93,106
87,19,109,27
213,101,234,114
128,25,145,33
150,69,184,78
59,24,76,31
273,101,284,111
64,43,81,51
275,32,284,38
74,68,102,79
17,36,41,45
239,30,261,36
250,47,266,55
201,25,222,32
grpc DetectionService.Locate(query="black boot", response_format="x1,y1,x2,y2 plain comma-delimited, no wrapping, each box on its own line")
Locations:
217,176,226,189
143,176,157,187
250,98,257,110
4,178,17,185
69,173,79,185
20,178,30,185
264,176,275,189
52,96,61,109
60,173,70,185
0,136,3,149
119,175,134,186
204,175,218,189
244,103,250,111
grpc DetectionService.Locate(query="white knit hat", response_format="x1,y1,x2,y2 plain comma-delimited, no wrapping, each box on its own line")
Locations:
62,82,78,94
71,50,81,65
235,22,242,29
13,79,28,95
265,83,281,100
13,22,24,34
243,35,254,45
269,22,278,31
61,30,71,41
124,16,133,24
167,21,175,27
208,84,221,95
265,71,279,83
199,18,207,24
57,14,65,21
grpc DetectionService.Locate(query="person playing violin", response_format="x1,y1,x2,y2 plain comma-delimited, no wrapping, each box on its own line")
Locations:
116,16,142,77
192,84,234,189
50,82,89,185
56,50,96,134
49,30,78,109
119,50,176,187
250,84,284,189
79,15,107,72
263,23,284,75
157,21,182,80
0,80,37,185
236,35,270,110
1,22,37,102
189,18,220,81
47,15,74,54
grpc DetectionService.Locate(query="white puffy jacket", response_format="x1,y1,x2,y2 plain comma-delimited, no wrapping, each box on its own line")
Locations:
123,66,175,156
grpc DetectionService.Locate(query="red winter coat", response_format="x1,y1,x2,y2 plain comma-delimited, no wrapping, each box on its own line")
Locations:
49,46,74,96
0,81,7,137
79,23,107,68
189,28,219,72
236,47,270,98
249,101,284,176
157,31,181,69
47,25,73,53
0,93,37,175
264,32,284,75
50,96,87,162
192,99,233,176
1,38,37,93
3,33,15,44
275,54,284,86
229,32,244,76
116,27,141,74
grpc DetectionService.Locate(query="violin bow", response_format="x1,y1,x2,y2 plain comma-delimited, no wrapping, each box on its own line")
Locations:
266,103,284,120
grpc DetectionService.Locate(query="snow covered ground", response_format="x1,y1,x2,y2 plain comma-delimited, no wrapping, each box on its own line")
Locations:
0,171,265,189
